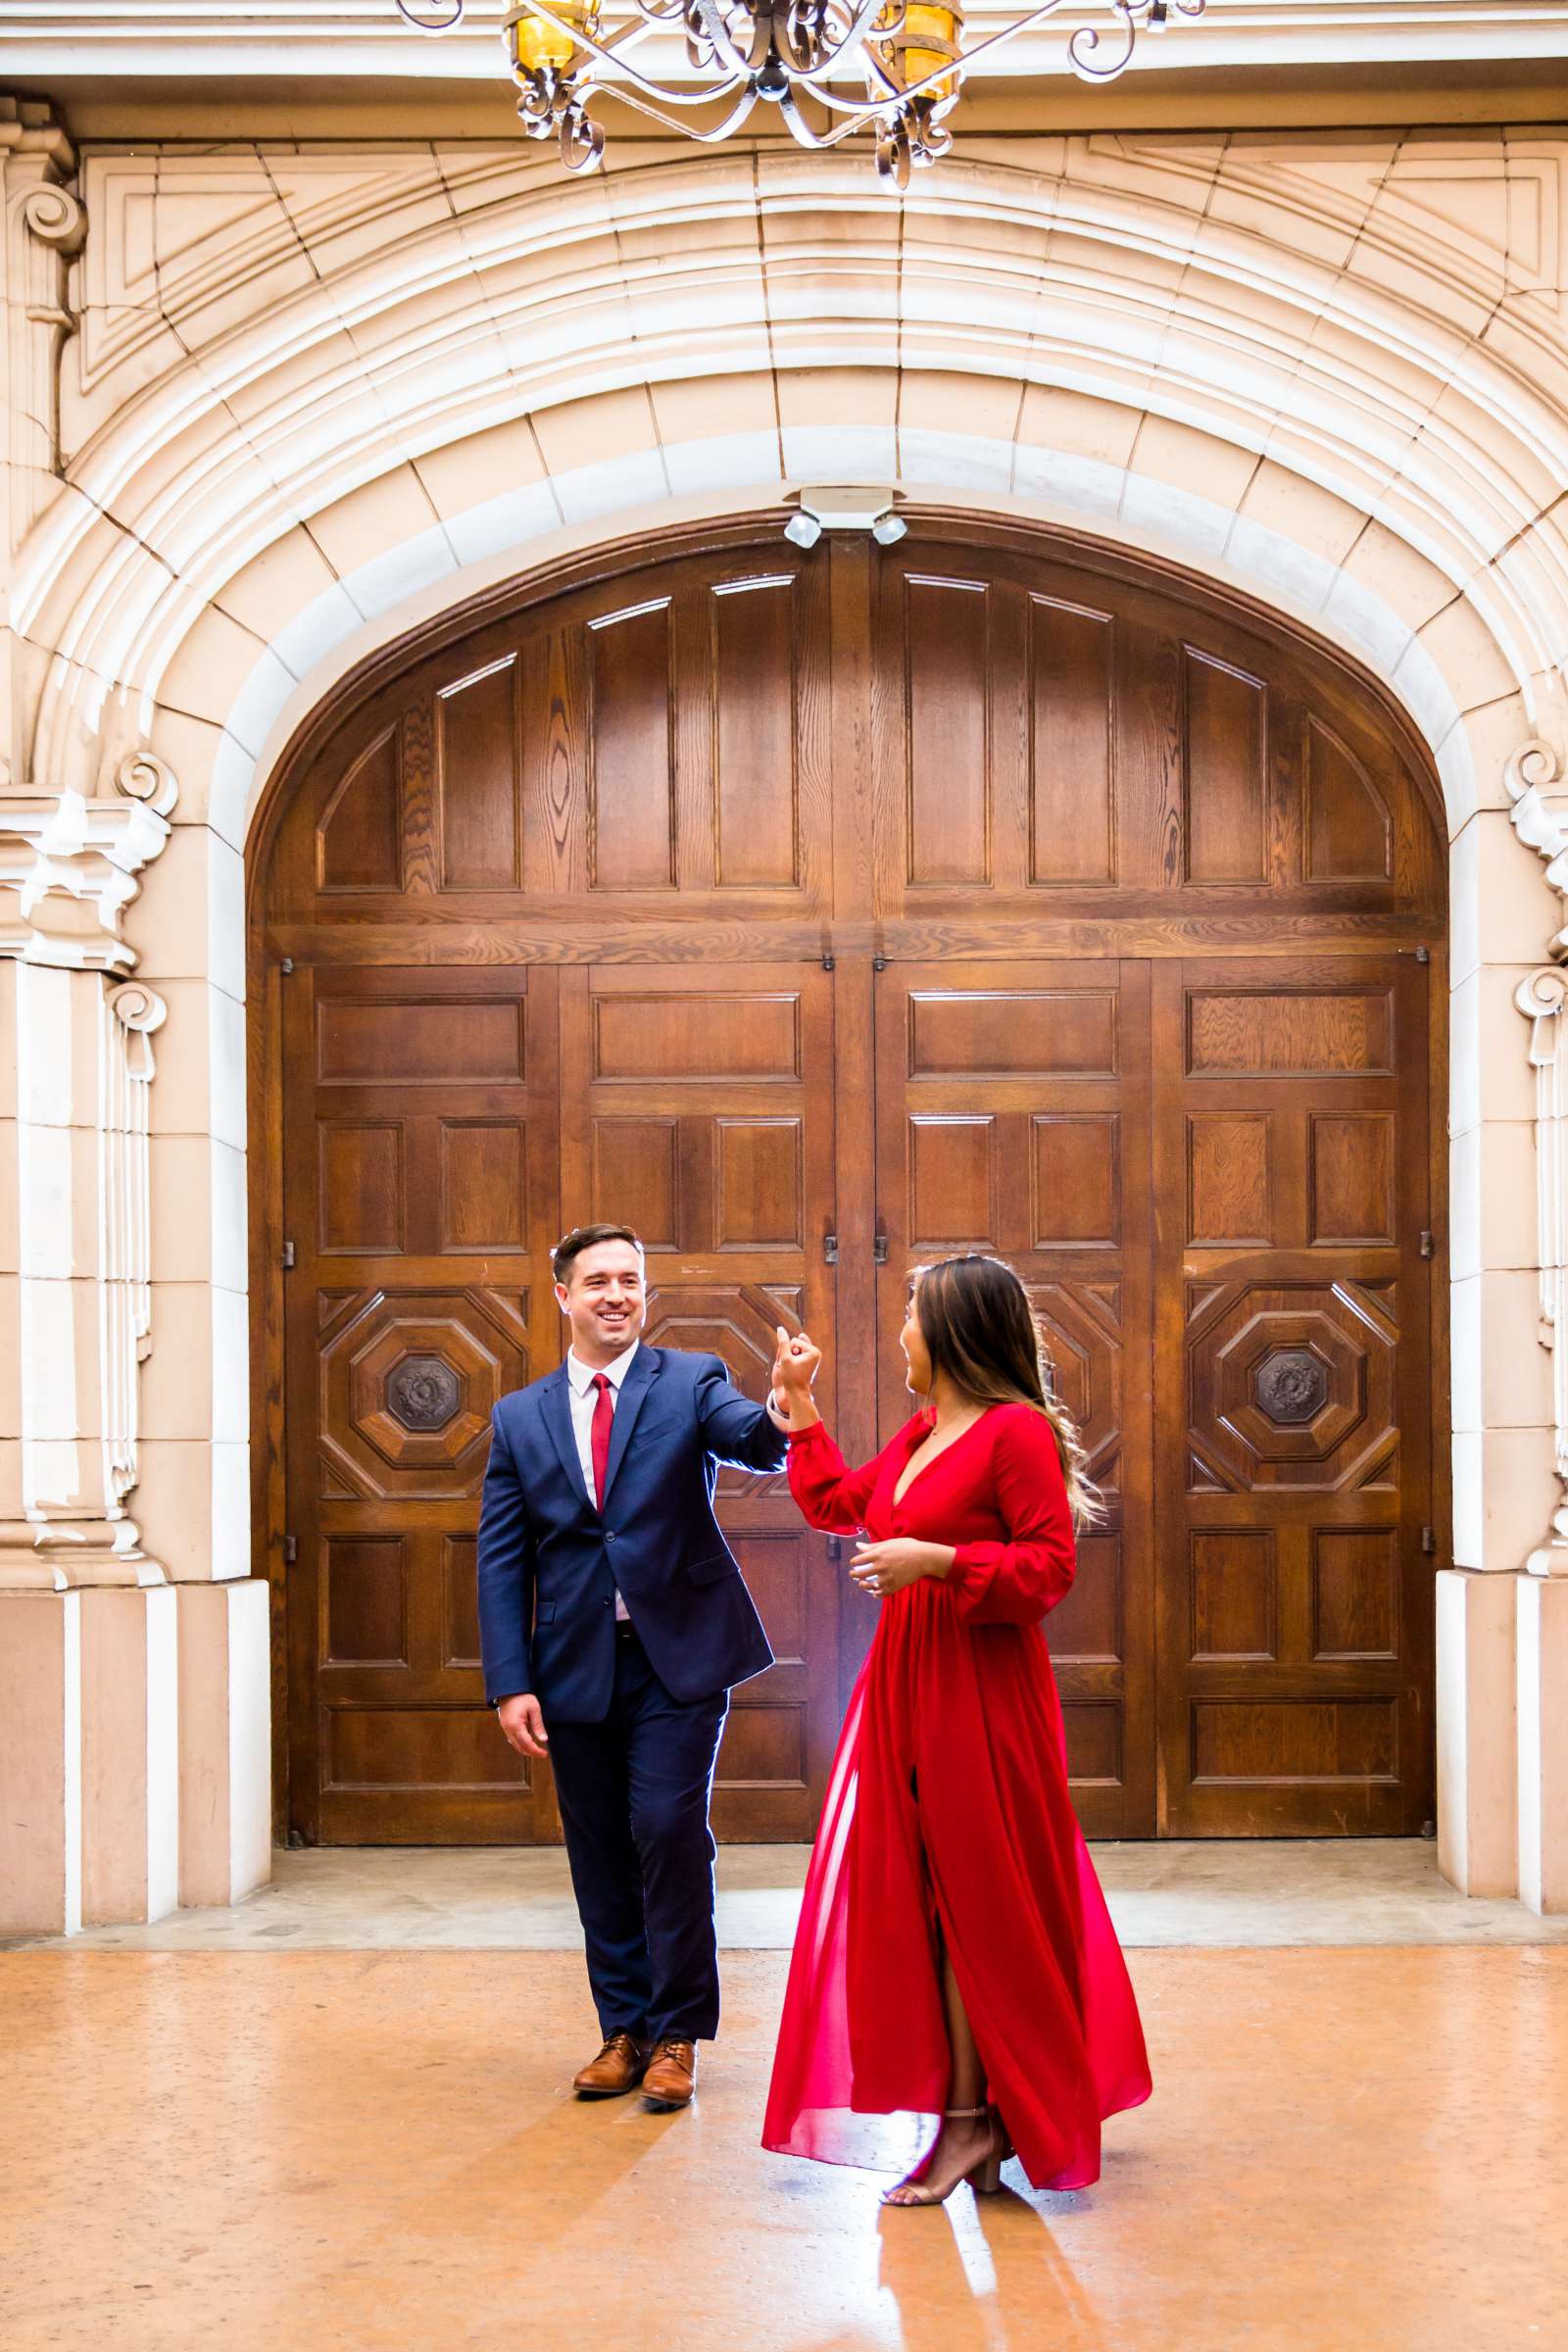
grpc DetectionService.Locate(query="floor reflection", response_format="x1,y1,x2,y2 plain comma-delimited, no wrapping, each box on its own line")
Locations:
873,2181,1107,2352
10,1946,1568,2351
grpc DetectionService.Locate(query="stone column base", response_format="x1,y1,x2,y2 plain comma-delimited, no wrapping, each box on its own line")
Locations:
1436,1567,1518,1899
0,1579,270,1933
1519,1575,1568,1915
177,1579,271,1909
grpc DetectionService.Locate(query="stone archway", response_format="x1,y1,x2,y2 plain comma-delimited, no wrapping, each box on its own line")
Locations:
246,509,1448,1849
7,131,1568,1923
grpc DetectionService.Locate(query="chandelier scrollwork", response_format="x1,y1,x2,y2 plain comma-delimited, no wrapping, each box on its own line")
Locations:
395,0,1205,187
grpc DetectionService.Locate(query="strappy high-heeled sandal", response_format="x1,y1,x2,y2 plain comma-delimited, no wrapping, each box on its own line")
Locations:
882,2104,1009,2207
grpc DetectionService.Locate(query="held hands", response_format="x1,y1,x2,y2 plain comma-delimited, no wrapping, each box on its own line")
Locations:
849,1538,955,1598
497,1691,549,1760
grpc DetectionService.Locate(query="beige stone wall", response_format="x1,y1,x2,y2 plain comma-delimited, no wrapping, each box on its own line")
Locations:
4,99,1568,1919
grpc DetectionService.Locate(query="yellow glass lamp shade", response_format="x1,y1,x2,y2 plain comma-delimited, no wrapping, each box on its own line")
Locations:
899,2,961,97
510,0,592,75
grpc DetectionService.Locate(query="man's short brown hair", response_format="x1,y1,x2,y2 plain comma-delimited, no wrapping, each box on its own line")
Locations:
552,1223,645,1286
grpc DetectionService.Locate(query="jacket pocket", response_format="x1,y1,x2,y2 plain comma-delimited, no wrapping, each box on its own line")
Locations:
687,1552,737,1587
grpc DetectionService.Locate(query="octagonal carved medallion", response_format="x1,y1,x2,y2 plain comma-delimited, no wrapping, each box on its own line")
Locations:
386,1353,461,1433
1186,1280,1396,1492
1254,1348,1330,1426
317,1286,528,1498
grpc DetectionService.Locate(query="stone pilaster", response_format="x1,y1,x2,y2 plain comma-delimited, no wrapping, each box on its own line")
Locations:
0,751,175,1591
1503,744,1568,1910
0,98,81,800
0,735,270,1929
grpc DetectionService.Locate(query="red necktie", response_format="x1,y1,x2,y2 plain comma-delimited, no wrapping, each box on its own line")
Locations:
590,1372,615,1510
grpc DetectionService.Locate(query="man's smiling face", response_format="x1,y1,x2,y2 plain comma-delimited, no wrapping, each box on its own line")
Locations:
556,1238,647,1364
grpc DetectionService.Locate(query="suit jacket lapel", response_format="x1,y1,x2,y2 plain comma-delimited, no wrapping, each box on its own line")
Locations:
539,1364,590,1506
600,1346,658,1510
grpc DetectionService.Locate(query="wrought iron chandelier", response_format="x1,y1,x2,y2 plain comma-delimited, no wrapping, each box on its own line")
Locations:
396,0,1205,190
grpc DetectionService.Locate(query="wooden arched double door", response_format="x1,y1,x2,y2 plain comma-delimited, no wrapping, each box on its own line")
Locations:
252,517,1446,1848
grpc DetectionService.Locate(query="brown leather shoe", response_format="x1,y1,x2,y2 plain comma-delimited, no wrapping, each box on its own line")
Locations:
642,2038,697,2109
573,2032,650,2097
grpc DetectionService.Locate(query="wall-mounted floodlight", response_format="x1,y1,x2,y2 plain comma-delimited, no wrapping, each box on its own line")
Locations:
784,487,905,549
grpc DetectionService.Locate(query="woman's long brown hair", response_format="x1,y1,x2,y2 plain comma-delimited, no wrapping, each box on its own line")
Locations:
911,1253,1103,1528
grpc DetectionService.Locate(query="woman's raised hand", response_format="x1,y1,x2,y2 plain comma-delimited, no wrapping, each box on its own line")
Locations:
773,1325,822,1406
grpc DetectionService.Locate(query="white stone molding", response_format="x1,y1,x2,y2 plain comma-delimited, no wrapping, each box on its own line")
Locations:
0,968,170,1591
102,977,166,1494
1506,738,1568,1579
0,967,169,1592
1,98,79,799
1505,740,1568,956
1,99,82,555
0,748,177,972
0,746,175,1592
1516,962,1568,1580
15,137,1568,797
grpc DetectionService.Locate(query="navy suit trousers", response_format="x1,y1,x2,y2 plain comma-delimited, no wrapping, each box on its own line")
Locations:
545,1622,729,2045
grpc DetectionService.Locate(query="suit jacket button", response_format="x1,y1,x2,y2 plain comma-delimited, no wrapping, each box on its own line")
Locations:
606,1531,616,1544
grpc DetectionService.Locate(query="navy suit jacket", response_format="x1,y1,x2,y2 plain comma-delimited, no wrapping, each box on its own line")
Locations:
475,1345,787,1721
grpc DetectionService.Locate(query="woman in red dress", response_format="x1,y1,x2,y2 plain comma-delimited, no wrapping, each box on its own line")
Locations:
761,1252,1151,2206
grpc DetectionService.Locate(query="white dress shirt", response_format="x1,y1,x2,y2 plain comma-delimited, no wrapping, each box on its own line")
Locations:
566,1340,639,1620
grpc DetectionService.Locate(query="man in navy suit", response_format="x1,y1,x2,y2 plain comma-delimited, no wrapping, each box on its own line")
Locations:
477,1221,788,2109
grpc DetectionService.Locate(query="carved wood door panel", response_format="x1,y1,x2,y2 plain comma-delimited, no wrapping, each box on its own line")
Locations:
260,519,1446,1845
558,962,840,1839
282,963,564,1843
872,959,1157,1838
1150,956,1436,1834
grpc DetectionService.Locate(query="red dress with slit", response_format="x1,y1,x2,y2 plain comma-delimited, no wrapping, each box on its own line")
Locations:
761,1404,1151,2190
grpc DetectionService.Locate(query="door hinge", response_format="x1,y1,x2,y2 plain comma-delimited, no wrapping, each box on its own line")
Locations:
1419,1230,1434,1258
872,955,888,973
873,1229,889,1265
281,1240,296,1270
283,1534,299,1565
1415,945,1431,965
823,1231,839,1265
1421,1526,1437,1555
820,953,836,972
279,956,295,975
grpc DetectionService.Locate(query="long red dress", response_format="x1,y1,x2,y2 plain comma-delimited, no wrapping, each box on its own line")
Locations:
761,1404,1151,2190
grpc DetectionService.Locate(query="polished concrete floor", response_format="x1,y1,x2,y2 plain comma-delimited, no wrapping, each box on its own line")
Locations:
5,1944,1567,2351
10,1836,1567,1952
